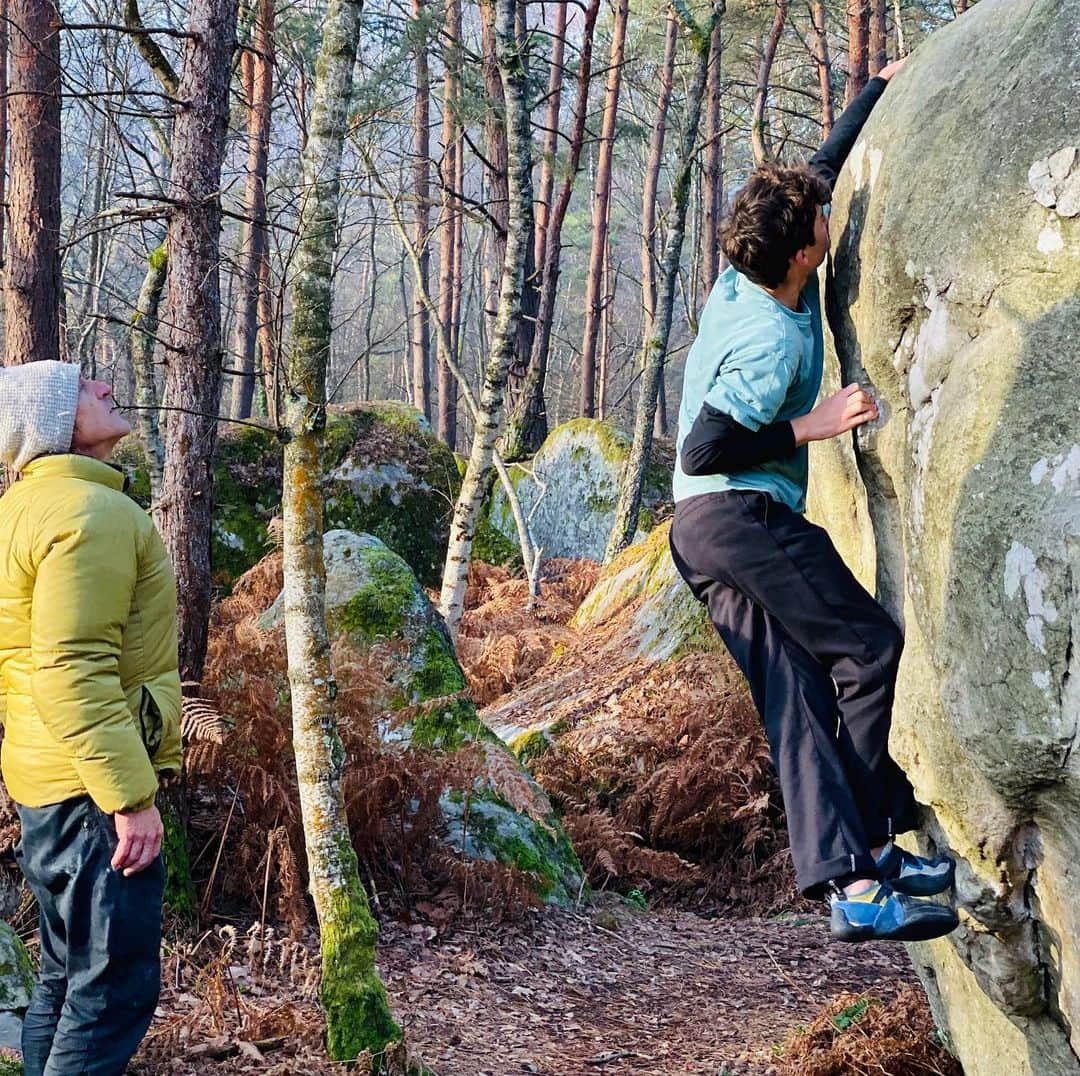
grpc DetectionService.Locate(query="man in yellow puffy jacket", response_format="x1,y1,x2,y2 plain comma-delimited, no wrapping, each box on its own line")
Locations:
0,360,181,1076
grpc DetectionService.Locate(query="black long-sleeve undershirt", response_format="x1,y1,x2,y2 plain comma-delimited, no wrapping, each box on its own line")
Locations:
681,77,889,477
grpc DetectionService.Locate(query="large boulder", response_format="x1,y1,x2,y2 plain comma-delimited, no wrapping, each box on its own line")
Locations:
262,531,584,905
117,402,460,589
808,3,1079,1072
486,419,672,562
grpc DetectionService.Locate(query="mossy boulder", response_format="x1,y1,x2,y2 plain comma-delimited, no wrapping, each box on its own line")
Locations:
486,419,672,562
572,521,720,662
808,3,1080,1071
0,921,33,1012
115,402,461,590
262,530,584,904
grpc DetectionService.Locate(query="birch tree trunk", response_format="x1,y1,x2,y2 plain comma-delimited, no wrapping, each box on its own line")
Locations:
156,0,236,687
868,0,887,75
501,0,599,457
699,9,724,301
750,0,787,167
436,0,461,446
578,0,628,418
282,0,401,1061
605,3,720,563
410,0,432,420
846,0,869,105
438,0,533,636
5,0,61,369
811,1,834,138
230,0,274,421
131,242,167,500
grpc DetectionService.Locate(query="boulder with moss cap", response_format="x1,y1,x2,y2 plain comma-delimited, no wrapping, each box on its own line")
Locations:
261,530,584,905
485,419,672,562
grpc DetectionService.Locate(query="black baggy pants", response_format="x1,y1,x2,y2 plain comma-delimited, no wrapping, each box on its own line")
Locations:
15,795,164,1076
669,490,919,898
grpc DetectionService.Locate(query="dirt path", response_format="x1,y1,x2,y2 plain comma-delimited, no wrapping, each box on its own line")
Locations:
379,898,915,1076
138,896,919,1075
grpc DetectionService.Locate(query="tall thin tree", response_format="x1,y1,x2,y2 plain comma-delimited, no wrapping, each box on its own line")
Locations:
846,0,869,104
868,0,887,75
410,0,432,419
439,0,534,635
606,2,722,561
281,0,402,1061
810,1,834,138
230,0,274,421
750,0,787,166
699,9,725,301
578,0,629,418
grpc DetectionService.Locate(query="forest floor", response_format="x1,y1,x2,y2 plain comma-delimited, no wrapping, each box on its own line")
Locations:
134,894,924,1076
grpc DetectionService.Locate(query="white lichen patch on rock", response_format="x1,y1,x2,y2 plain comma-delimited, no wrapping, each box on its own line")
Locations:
1004,542,1060,654
1029,145,1080,217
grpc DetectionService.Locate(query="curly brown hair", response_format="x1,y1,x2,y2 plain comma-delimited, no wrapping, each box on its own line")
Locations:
719,165,831,288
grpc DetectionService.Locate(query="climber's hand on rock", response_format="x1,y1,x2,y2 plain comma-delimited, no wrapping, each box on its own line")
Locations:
791,384,878,445
879,57,907,82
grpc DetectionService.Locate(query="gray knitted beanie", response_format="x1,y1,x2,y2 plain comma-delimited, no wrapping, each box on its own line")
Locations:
0,361,81,471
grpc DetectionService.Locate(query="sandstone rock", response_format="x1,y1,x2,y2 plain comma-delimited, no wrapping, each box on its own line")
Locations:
808,2,1079,1070
0,920,33,1013
262,531,584,905
117,402,460,589
486,419,672,562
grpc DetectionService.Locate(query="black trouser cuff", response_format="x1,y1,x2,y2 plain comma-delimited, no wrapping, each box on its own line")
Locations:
798,852,879,901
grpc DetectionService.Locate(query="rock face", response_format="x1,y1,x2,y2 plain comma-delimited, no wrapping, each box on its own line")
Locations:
118,402,460,589
807,3,1079,1071
486,419,672,562
262,531,584,905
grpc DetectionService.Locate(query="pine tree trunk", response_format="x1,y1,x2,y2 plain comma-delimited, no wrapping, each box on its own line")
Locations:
5,0,61,369
230,0,274,421
283,0,401,1060
641,12,678,344
0,0,8,272
846,0,869,105
439,0,533,636
578,0,628,418
750,0,787,167
131,243,167,501
868,0,887,75
605,4,719,562
699,10,724,300
156,0,236,686
410,0,432,420
811,1,834,138
436,0,461,446
501,0,599,457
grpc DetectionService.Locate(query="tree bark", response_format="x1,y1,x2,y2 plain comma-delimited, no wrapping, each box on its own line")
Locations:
606,3,720,562
533,0,566,274
578,0,629,418
699,10,724,301
846,0,869,105
439,0,533,636
410,0,432,420
501,0,599,457
0,0,8,273
131,243,167,500
810,1,834,138
5,0,61,369
156,0,236,687
436,0,461,446
868,0,887,75
230,0,274,421
750,0,787,167
283,0,402,1060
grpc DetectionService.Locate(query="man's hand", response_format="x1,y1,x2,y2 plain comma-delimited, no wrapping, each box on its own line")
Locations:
791,383,879,446
878,57,907,82
112,805,163,876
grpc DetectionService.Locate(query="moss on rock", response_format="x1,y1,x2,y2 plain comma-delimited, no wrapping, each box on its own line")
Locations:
0,922,33,1011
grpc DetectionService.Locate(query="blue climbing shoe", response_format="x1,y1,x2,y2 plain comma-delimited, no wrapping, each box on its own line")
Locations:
875,841,955,897
830,883,959,943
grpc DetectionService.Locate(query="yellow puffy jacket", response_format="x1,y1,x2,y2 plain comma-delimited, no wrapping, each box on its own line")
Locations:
0,454,182,814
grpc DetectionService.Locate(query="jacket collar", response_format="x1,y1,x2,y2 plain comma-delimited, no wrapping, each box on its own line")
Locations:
20,453,127,493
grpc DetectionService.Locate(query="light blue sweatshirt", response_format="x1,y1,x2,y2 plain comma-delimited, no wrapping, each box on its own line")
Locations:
673,266,823,513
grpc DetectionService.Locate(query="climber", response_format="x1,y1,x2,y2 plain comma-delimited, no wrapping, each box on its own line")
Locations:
0,363,181,1073
668,60,959,942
